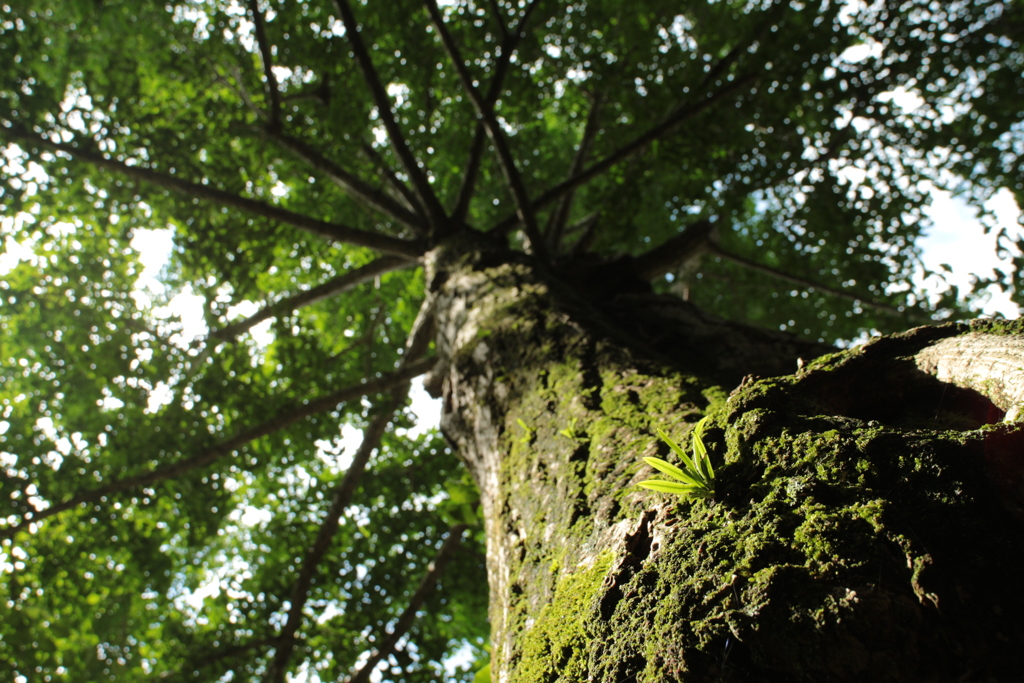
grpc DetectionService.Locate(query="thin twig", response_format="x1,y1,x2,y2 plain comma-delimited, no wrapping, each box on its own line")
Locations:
486,0,510,40
210,256,413,342
545,94,603,253
361,142,424,216
332,0,448,230
246,0,282,125
451,0,543,227
707,243,923,318
451,126,489,226
425,0,546,258
632,219,715,280
4,126,425,258
567,212,601,256
488,74,758,236
0,358,434,541
268,129,427,231
265,392,406,683
264,297,437,682
344,525,468,683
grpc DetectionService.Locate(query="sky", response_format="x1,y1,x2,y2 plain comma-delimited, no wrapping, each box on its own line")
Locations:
918,187,1021,317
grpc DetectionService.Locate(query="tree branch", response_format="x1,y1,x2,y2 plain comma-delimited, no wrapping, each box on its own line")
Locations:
545,94,603,253
266,392,406,683
487,74,758,235
361,142,424,216
632,219,715,280
247,0,282,125
210,256,413,342
449,0,543,227
486,0,510,40
707,243,925,318
425,0,546,257
567,212,601,256
451,126,489,226
268,129,427,231
344,525,468,683
4,126,426,258
0,358,434,541
265,296,436,682
332,0,448,230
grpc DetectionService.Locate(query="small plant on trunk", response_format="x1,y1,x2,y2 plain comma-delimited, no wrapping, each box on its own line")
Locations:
638,417,716,499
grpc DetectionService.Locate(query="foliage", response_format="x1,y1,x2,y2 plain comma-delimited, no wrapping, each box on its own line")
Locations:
638,418,716,499
0,0,1021,681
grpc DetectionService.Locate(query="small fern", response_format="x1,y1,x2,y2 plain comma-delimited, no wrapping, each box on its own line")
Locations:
638,417,716,499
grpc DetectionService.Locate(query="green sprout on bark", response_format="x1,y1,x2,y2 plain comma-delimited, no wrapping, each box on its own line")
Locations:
638,417,715,499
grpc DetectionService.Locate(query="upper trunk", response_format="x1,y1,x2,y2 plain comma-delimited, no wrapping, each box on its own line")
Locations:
426,234,1024,683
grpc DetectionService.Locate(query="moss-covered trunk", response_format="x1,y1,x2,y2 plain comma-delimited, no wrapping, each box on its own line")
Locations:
427,235,1024,683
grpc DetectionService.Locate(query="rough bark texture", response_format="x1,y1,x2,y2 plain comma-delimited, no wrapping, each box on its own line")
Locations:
427,235,1024,683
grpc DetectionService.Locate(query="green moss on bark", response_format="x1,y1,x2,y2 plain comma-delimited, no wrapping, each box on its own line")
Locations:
510,550,616,683
436,243,1024,682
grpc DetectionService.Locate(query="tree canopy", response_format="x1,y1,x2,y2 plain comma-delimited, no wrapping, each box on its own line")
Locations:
1,0,1022,680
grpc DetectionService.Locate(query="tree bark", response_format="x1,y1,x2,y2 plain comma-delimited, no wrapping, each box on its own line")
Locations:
426,234,1024,682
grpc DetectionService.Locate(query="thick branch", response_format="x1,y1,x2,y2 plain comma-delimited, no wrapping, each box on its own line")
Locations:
5,127,425,258
269,130,427,231
426,0,545,257
632,219,715,280
247,0,282,124
332,0,448,229
707,243,922,318
266,393,406,683
0,358,434,541
488,74,757,235
345,525,468,683
210,256,412,342
545,95,603,253
450,0,543,228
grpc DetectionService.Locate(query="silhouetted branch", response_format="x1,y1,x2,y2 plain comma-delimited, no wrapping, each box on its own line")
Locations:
707,243,923,318
451,0,543,227
427,0,545,256
265,296,436,682
247,0,282,125
633,219,715,280
546,94,603,253
567,212,601,256
345,525,468,683
210,256,413,342
486,0,510,40
361,142,424,216
451,126,488,226
488,74,758,235
332,0,448,230
4,126,426,258
266,393,405,683
0,358,434,541
269,130,427,231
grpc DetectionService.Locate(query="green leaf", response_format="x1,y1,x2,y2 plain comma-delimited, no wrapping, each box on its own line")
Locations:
656,428,700,473
642,456,706,488
637,480,711,498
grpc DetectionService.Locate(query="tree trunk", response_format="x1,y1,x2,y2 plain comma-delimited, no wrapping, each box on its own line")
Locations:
427,235,1024,683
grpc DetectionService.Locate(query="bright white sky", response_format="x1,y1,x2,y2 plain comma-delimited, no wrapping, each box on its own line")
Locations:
918,187,1021,317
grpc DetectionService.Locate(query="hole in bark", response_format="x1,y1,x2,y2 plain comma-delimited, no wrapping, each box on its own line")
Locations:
599,584,621,621
805,360,1004,431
